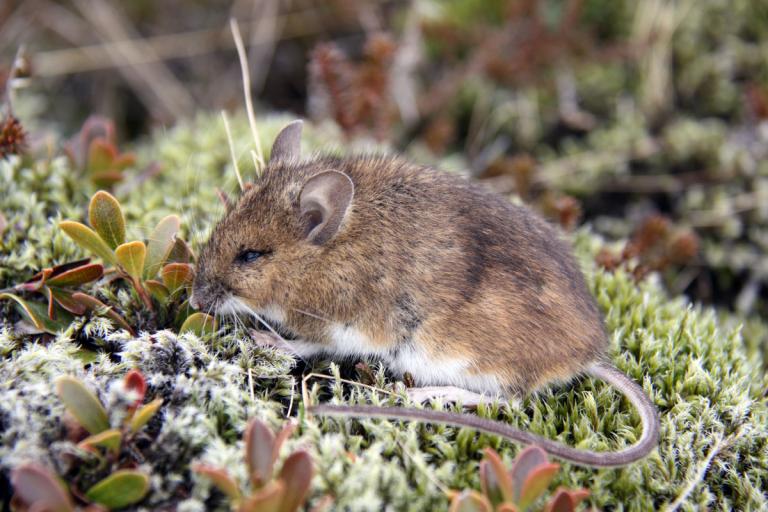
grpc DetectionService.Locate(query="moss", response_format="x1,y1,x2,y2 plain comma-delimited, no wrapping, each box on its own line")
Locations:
1,112,767,511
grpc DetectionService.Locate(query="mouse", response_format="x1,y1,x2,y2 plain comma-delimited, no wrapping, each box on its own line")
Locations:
191,120,660,468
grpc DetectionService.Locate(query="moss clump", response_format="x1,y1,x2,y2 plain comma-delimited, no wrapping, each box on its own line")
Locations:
1,112,766,511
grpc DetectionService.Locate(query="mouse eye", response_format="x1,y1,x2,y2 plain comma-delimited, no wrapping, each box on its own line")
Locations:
236,250,265,264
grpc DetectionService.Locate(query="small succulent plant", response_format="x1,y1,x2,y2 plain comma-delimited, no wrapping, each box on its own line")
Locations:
57,190,214,335
449,447,589,512
64,116,136,188
193,418,313,512
0,258,133,335
11,370,161,511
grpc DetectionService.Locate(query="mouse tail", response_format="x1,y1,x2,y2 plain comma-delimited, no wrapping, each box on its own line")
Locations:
309,361,660,468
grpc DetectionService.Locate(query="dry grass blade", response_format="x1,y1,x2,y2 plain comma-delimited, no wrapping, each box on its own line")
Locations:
230,17,264,170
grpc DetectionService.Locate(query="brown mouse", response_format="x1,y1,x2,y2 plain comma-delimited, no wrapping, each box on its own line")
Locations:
191,120,660,468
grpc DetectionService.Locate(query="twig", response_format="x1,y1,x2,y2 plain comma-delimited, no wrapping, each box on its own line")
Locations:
230,18,264,170
397,439,452,496
665,429,740,511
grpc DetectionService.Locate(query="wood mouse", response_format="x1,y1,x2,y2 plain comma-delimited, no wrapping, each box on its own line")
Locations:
191,120,660,468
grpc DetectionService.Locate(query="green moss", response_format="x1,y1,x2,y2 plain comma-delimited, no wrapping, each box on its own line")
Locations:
1,113,766,511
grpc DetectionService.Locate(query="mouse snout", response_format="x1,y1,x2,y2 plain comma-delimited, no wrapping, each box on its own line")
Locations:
190,276,231,313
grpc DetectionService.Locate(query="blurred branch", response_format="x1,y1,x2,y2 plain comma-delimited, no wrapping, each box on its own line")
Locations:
30,7,345,77
70,0,194,120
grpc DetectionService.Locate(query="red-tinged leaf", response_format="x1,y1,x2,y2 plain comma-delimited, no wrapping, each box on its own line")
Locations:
245,418,276,487
11,463,74,512
167,237,194,263
47,287,56,319
448,490,493,512
497,504,519,512
85,470,149,509
89,191,125,249
112,153,136,171
20,268,53,291
239,480,285,512
509,446,549,502
192,463,241,501
55,376,109,435
144,215,180,278
479,460,504,506
482,448,514,503
59,221,116,265
88,139,117,174
145,279,170,302
179,312,217,336
277,450,313,512
115,241,146,281
71,292,136,336
50,288,87,316
124,369,147,404
47,262,103,288
161,262,193,294
545,488,590,512
517,463,560,509
129,398,162,433
272,422,296,468
0,292,70,333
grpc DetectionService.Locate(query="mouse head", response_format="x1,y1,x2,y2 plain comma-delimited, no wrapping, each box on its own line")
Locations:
191,121,355,320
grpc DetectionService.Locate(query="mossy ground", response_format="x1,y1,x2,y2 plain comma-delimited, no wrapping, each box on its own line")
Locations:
1,113,767,511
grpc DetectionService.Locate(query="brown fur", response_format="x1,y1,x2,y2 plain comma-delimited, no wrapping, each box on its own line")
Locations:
194,155,607,395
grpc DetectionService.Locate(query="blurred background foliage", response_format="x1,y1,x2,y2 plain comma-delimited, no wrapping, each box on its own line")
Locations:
2,0,768,322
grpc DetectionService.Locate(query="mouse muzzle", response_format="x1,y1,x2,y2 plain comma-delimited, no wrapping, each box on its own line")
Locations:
189,277,231,314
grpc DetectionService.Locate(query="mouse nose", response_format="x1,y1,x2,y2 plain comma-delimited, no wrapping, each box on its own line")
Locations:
189,293,200,310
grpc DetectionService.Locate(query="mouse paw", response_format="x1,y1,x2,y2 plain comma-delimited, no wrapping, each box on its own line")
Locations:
405,386,496,408
249,329,284,349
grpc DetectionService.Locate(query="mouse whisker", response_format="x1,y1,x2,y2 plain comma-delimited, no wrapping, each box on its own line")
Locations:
290,307,331,323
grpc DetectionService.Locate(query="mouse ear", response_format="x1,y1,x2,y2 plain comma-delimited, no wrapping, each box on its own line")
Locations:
299,170,354,245
269,120,302,163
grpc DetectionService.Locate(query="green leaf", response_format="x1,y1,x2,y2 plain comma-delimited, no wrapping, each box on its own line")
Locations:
145,280,170,302
239,480,285,512
144,215,180,278
129,398,163,433
59,221,116,265
88,191,125,249
85,470,150,510
55,375,109,435
277,450,313,512
448,491,493,512
0,293,70,333
71,292,135,336
191,464,241,501
78,429,122,456
179,312,217,336
161,263,193,294
517,463,560,509
115,241,146,282
11,463,74,512
482,448,514,504
245,418,276,487
46,262,104,287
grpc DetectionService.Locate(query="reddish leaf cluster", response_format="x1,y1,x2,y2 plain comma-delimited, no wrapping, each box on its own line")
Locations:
64,116,136,188
450,446,590,512
309,33,397,140
596,214,700,280
0,114,26,159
